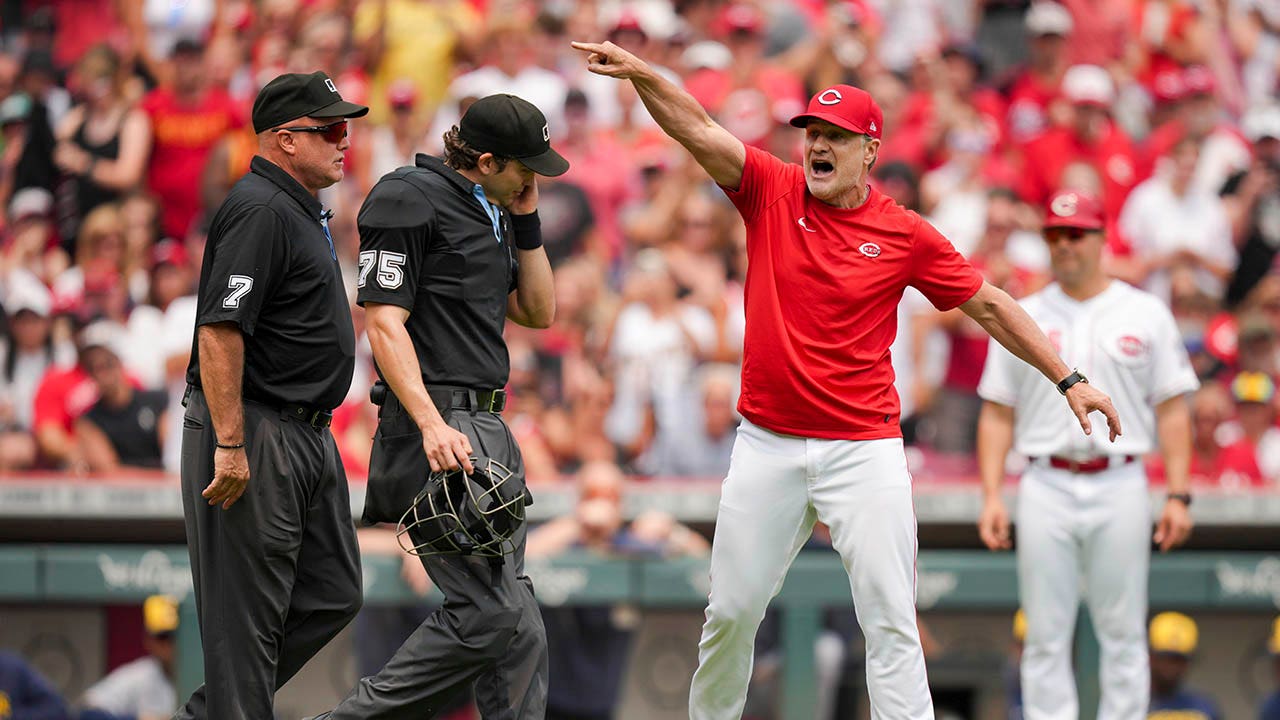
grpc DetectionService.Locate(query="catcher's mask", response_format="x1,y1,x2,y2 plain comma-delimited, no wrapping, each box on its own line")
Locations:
397,456,525,558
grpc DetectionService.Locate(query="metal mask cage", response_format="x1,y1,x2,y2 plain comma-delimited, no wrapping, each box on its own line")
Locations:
396,457,525,558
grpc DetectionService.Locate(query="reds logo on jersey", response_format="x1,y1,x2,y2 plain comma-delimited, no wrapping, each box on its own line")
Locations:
858,242,881,258
1117,335,1147,358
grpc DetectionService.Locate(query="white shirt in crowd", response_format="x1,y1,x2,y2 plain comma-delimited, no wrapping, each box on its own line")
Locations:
82,655,176,718
1119,173,1235,303
604,302,715,446
978,281,1199,459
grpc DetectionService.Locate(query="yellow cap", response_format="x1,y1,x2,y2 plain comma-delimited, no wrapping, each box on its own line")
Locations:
1231,371,1276,404
1149,612,1198,655
144,595,179,635
1269,616,1280,655
1013,609,1027,641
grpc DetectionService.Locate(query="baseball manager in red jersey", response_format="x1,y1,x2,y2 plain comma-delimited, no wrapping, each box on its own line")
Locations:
573,40,1123,720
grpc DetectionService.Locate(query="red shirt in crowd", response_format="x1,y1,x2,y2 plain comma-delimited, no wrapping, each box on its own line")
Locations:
1018,124,1139,227
720,146,984,440
898,89,1008,165
142,87,243,240
1005,70,1061,146
32,365,96,435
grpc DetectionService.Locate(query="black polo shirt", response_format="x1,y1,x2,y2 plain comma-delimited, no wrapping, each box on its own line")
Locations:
186,156,355,410
356,154,518,388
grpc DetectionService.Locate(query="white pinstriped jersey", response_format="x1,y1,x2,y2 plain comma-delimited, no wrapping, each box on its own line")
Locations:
977,281,1199,458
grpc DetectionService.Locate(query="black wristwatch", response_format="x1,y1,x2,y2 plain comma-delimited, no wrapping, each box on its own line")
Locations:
1167,492,1192,507
1056,369,1088,396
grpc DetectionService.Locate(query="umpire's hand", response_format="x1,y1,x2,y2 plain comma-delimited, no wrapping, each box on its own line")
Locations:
421,420,474,474
204,447,250,509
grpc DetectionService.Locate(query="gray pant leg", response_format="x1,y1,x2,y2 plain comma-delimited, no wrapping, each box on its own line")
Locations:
328,411,546,720
473,524,548,720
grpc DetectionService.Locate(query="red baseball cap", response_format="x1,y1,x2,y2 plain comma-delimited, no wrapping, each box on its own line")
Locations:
1044,189,1104,231
789,85,883,139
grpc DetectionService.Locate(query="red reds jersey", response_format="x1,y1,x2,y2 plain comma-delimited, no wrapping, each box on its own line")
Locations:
721,146,983,439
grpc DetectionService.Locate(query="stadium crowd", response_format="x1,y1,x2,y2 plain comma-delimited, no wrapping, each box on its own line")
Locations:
1,0,1279,488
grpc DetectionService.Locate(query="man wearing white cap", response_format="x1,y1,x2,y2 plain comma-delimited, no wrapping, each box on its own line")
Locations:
573,38,1123,720
1018,64,1139,226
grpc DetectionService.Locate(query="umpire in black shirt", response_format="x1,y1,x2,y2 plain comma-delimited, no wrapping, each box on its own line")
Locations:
313,94,566,720
177,71,368,720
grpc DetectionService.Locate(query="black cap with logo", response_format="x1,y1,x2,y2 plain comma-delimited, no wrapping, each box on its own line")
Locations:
459,94,569,177
252,71,369,134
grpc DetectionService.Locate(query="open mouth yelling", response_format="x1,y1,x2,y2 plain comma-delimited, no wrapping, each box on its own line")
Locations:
810,158,835,179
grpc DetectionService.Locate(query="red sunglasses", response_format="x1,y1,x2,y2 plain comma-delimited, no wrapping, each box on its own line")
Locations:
272,120,348,144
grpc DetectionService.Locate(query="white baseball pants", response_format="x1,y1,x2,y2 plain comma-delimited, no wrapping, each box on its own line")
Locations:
1017,460,1151,720
689,419,934,720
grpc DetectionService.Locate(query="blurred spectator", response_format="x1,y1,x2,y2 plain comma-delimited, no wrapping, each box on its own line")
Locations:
1118,134,1235,304
0,85,58,219
1216,370,1280,484
81,594,179,720
0,170,61,290
602,249,715,460
0,271,72,470
640,361,739,477
53,203,147,316
446,15,570,134
122,0,217,76
124,238,194,390
0,649,72,720
74,320,166,472
1221,104,1280,309
1260,616,1280,720
140,38,242,240
353,0,481,123
527,460,708,720
1147,612,1222,720
1128,0,1210,89
1188,382,1242,486
1006,3,1073,147
683,3,805,150
1142,66,1251,197
54,44,150,241
1018,65,1139,226
356,80,432,190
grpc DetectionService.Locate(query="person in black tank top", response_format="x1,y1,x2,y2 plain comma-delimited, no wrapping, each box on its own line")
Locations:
54,45,149,241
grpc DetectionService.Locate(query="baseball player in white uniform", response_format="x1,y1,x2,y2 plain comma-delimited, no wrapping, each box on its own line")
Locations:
572,39,1124,720
977,189,1197,720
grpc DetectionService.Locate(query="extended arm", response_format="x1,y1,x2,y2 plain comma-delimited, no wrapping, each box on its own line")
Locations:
960,281,1122,440
571,41,746,189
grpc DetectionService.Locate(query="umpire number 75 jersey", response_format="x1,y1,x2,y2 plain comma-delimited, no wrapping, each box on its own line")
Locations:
977,281,1199,458
355,154,519,390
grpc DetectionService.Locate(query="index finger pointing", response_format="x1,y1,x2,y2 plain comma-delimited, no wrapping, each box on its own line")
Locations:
570,41,604,53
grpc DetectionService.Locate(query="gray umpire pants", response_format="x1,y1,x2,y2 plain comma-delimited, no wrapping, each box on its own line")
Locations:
326,392,548,720
175,388,362,720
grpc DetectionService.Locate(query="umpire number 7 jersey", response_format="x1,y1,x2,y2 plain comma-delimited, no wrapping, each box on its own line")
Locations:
355,155,519,390
978,281,1199,458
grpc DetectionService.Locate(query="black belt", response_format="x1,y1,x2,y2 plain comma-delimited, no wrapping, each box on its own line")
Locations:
371,382,506,414
183,385,334,430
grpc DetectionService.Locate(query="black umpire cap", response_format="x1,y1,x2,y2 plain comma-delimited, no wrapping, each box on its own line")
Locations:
459,94,569,177
252,71,369,134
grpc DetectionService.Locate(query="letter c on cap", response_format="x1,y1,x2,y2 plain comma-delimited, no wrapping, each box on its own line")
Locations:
817,89,842,106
